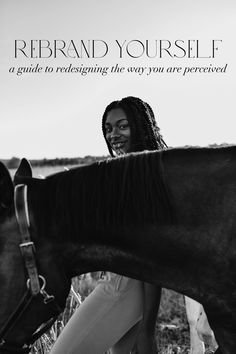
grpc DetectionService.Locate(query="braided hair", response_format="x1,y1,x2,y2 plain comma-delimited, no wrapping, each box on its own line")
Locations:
102,96,167,157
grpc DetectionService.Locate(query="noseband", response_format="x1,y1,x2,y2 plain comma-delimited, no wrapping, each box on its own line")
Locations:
0,184,62,353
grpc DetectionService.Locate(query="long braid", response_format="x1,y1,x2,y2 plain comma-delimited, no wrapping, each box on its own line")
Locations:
144,102,168,149
102,96,167,156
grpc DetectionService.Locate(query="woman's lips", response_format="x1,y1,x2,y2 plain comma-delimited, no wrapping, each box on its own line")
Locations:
112,142,126,150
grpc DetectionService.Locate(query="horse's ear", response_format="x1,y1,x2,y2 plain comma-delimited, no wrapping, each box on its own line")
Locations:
0,161,14,210
14,158,32,185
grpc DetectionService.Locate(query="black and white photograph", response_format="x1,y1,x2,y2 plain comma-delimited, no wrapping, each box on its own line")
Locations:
0,0,235,353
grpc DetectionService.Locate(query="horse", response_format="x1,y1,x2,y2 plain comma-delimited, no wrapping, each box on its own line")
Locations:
0,146,236,354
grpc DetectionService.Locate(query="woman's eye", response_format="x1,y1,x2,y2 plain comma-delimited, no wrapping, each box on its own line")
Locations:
105,126,111,133
120,124,129,130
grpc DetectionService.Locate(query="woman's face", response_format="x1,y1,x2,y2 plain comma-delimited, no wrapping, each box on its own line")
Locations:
105,108,131,155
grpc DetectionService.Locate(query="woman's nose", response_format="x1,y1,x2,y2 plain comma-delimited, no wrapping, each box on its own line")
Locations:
110,127,120,138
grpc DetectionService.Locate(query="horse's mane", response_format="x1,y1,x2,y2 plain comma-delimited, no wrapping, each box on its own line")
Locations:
30,150,175,241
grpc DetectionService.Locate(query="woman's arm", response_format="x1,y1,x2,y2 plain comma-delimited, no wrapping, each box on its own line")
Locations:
134,283,162,354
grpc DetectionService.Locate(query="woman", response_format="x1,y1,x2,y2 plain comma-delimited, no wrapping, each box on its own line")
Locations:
50,96,206,354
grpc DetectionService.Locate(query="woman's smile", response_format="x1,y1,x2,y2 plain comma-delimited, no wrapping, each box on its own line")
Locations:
105,108,131,155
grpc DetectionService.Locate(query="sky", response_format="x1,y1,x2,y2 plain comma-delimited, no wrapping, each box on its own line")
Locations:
0,0,235,159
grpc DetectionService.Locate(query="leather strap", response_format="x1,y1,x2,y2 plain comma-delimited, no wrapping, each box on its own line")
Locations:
14,184,40,295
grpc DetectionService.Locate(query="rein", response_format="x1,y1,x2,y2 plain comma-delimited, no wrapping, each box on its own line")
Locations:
0,184,62,353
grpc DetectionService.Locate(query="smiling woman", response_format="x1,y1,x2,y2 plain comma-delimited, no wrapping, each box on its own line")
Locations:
102,96,167,157
104,108,131,155
50,96,168,354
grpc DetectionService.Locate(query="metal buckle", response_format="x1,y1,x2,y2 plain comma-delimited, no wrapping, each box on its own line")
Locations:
27,275,55,304
19,241,36,253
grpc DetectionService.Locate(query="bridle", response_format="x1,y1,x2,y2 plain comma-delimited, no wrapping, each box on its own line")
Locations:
0,184,62,353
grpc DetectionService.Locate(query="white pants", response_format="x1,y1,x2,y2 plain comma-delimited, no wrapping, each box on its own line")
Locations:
50,274,143,354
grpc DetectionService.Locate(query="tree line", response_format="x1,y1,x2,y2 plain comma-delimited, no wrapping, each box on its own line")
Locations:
3,156,108,169
2,143,231,169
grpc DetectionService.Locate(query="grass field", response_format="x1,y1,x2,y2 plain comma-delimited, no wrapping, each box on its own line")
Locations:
14,165,191,353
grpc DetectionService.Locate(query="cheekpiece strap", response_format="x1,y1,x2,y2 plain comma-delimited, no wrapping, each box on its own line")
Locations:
14,184,40,295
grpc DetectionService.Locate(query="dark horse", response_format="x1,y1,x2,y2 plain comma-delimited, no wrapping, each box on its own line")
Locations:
0,146,236,354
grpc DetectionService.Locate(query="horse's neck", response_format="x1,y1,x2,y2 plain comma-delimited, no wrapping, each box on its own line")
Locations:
62,224,203,302
38,149,230,303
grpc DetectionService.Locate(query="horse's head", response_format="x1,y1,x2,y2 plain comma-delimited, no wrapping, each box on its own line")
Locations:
0,160,70,353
